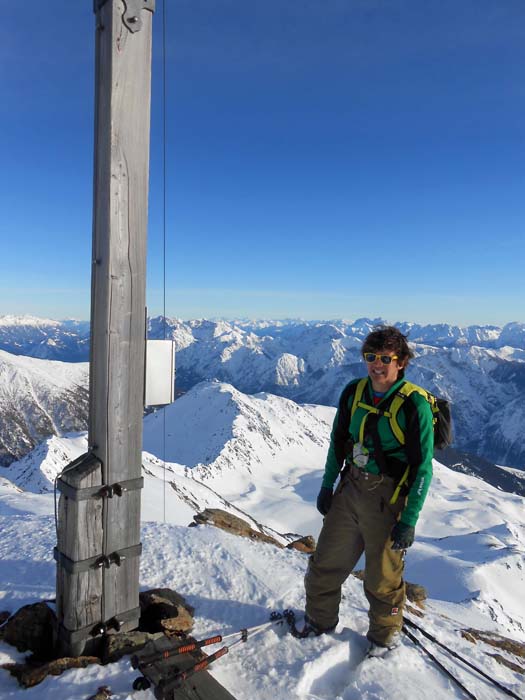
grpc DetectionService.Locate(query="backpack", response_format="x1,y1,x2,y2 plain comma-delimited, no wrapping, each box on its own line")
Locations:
350,378,453,452
346,378,453,504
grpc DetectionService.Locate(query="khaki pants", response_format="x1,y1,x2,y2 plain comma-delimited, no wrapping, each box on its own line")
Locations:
305,467,405,645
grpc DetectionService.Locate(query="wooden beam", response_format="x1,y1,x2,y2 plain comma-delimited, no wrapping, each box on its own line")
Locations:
56,0,154,655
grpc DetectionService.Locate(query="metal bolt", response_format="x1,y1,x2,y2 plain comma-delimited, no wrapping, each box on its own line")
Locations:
128,15,138,23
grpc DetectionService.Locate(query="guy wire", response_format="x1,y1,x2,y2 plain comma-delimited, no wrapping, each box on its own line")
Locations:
162,0,167,523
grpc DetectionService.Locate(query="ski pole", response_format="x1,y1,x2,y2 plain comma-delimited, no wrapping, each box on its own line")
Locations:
156,617,282,695
131,634,224,669
132,616,283,670
156,646,230,695
404,617,524,700
403,625,478,700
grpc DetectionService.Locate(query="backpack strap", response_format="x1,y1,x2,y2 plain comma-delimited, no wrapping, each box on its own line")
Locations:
348,379,439,505
389,381,439,444
350,378,395,444
350,378,368,420
349,379,419,506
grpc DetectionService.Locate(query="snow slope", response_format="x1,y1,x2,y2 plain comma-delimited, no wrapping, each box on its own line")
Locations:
0,350,88,466
1,385,525,699
1,467,524,700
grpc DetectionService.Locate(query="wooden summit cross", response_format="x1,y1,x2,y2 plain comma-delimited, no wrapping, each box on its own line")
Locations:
55,0,154,657
53,7,240,696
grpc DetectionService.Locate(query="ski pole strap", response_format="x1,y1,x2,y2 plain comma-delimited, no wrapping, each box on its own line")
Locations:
158,646,229,694
404,618,523,700
402,625,478,700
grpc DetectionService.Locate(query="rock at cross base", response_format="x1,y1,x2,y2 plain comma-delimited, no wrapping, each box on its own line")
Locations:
0,602,56,660
139,588,195,634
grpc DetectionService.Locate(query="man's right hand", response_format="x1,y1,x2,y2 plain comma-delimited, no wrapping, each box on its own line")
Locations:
316,486,333,516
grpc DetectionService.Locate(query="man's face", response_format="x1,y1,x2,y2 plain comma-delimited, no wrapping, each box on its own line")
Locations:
364,349,405,392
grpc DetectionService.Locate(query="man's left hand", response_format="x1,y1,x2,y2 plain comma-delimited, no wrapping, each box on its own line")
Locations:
391,522,415,550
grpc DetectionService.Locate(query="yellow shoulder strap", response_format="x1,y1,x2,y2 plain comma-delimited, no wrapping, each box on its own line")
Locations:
350,378,369,444
388,381,429,444
350,378,368,420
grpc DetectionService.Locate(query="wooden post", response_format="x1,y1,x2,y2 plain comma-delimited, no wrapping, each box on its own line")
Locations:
56,0,154,656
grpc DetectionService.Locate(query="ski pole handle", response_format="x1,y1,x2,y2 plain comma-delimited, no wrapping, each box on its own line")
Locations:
131,635,223,669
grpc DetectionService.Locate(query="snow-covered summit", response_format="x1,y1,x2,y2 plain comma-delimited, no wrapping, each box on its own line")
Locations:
0,382,524,700
0,314,61,327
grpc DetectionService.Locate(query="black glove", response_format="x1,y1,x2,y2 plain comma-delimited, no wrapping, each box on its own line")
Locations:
316,486,333,516
390,522,415,550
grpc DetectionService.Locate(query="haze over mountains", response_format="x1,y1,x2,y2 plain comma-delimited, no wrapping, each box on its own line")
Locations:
2,314,524,361
0,314,523,470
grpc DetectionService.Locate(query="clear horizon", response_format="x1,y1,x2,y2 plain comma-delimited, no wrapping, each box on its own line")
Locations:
0,311,522,331
1,2,524,326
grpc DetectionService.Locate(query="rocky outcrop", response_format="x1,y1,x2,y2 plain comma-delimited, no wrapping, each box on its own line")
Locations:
191,508,285,547
191,508,318,553
286,535,316,554
139,588,195,635
0,602,56,660
0,588,196,687
461,628,525,674
2,655,101,688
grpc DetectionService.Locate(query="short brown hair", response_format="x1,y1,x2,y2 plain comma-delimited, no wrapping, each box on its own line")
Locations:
362,325,414,373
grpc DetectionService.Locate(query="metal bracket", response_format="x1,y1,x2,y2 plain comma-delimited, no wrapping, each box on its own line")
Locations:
56,476,144,502
57,606,141,645
93,0,155,33
123,0,155,32
54,543,142,574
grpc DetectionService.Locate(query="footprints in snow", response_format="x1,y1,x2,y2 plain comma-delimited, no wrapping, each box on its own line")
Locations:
295,627,368,699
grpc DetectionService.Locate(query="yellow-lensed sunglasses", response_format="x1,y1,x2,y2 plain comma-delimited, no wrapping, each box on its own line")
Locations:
363,353,399,365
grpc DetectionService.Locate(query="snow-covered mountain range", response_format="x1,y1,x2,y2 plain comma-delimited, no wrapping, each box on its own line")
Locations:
0,315,90,361
0,349,88,466
1,315,524,469
0,381,524,700
2,314,524,360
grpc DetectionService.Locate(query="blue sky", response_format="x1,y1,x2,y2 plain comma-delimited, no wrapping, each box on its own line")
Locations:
1,1,524,326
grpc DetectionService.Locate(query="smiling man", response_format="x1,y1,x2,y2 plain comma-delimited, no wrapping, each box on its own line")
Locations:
299,326,434,657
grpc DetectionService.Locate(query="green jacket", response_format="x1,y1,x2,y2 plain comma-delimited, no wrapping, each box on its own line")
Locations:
322,376,434,527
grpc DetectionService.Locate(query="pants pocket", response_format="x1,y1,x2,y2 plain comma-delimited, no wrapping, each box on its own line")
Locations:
381,491,406,522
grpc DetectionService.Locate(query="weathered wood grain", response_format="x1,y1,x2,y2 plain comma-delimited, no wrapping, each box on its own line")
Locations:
56,456,103,654
57,0,153,655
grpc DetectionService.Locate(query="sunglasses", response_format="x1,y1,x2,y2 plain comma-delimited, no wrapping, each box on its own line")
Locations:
363,353,399,365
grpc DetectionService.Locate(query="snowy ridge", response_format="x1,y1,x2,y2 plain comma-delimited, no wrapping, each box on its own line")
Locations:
143,381,333,535
0,315,61,328
0,350,88,466
5,382,332,539
4,433,87,493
